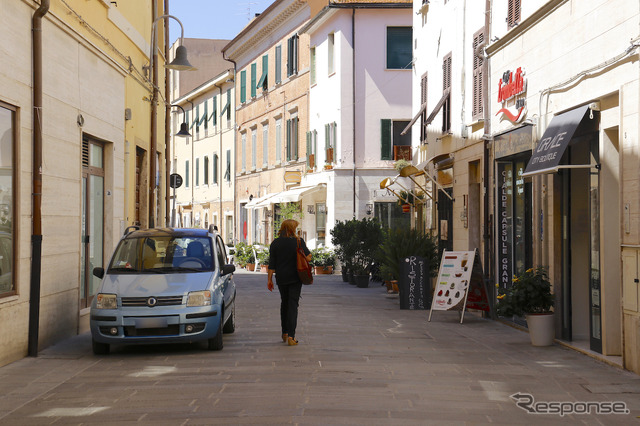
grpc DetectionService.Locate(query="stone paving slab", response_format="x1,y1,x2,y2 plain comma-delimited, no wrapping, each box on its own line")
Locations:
0,271,639,424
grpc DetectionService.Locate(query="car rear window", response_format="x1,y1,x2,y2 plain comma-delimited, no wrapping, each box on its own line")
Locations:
108,236,214,273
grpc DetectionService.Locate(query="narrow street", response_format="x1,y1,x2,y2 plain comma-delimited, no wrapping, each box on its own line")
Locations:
0,271,639,425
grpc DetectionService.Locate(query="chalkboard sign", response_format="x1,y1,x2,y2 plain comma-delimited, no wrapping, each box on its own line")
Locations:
398,256,430,310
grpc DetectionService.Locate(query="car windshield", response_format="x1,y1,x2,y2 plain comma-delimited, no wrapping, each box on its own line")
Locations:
107,235,215,274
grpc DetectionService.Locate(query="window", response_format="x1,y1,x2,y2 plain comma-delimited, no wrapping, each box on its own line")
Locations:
202,101,208,132
381,119,412,161
251,63,257,98
420,72,428,144
310,47,316,85
306,130,317,170
507,0,521,29
221,89,231,126
0,102,15,297
185,160,190,187
275,118,282,164
262,123,269,168
195,158,200,186
275,45,282,84
386,27,412,69
241,133,246,172
472,28,485,120
287,34,299,76
195,104,200,138
251,128,257,170
213,153,219,184
240,70,246,103
204,156,209,185
286,116,299,161
442,53,452,133
325,122,336,164
328,33,335,75
257,55,268,92
224,150,231,182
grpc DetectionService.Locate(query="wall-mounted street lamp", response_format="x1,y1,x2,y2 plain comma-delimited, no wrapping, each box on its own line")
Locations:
172,104,191,137
148,13,196,229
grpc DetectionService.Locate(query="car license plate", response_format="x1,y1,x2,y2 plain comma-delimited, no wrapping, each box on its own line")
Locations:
135,317,168,329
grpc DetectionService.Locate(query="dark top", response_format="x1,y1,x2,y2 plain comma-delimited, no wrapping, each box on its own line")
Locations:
268,236,310,286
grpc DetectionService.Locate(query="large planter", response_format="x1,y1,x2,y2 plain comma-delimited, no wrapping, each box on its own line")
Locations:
314,266,333,275
525,313,555,346
341,269,349,282
246,263,255,272
348,271,356,285
354,274,370,288
260,265,268,273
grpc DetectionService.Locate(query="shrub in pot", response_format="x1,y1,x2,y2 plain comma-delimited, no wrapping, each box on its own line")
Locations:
311,247,335,274
497,267,555,346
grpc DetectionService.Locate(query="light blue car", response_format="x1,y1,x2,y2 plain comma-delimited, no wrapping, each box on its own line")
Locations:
90,227,236,354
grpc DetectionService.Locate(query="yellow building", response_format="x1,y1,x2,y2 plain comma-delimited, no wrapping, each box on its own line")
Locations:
0,0,173,366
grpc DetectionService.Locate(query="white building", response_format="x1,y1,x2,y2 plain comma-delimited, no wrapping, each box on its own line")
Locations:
300,0,413,248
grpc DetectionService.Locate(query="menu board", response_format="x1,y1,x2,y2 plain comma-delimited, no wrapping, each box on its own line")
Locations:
429,249,490,323
398,256,430,310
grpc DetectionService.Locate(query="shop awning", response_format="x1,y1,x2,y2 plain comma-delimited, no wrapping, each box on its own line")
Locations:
401,89,450,136
268,184,326,205
522,105,599,177
244,193,278,210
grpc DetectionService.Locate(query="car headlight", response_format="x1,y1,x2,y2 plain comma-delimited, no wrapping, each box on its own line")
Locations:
187,290,211,307
95,293,117,309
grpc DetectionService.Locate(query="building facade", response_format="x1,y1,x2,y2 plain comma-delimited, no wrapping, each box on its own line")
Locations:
487,0,640,372
302,0,413,247
0,0,170,366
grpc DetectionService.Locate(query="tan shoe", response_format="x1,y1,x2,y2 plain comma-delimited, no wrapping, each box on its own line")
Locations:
282,333,288,342
287,337,298,346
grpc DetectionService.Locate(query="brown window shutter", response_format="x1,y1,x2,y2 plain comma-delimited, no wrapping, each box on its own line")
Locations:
472,28,485,119
508,0,521,29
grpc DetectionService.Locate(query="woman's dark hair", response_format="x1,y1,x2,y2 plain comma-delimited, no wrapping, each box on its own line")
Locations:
278,219,299,238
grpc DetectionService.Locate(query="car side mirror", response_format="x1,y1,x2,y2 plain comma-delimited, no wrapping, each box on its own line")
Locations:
221,264,235,276
93,267,105,279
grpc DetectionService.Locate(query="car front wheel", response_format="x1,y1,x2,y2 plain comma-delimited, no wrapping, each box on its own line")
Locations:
207,316,223,351
223,302,235,334
92,338,110,355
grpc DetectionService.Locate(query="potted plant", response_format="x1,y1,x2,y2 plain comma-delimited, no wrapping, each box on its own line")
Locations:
256,246,270,272
496,267,555,346
331,220,354,282
310,247,335,274
376,227,439,298
234,242,249,268
351,218,383,288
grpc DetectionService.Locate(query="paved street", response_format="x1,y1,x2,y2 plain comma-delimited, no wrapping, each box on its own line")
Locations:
0,271,639,425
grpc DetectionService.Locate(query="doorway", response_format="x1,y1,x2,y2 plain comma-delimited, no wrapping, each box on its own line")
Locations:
437,188,453,254
81,136,104,309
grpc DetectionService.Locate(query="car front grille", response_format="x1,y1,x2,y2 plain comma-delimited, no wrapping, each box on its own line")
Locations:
121,296,183,307
124,325,180,337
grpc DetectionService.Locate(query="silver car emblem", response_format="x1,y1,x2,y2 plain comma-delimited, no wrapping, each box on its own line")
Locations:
147,297,158,307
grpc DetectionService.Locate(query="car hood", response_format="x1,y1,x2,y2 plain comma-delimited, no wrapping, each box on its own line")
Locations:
100,272,214,297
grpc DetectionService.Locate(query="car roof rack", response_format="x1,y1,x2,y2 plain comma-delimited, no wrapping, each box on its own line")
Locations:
124,225,140,236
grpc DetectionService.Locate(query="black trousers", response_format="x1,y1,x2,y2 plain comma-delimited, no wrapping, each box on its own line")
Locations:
277,283,302,338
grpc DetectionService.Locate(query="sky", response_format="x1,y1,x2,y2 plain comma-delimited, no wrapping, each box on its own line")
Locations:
167,0,274,44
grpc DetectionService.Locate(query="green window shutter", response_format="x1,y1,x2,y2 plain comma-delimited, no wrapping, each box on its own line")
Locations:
286,119,291,161
200,103,208,129
325,124,330,149
211,96,217,127
195,105,200,131
293,117,298,160
257,55,268,90
226,89,231,121
213,154,218,184
204,156,209,184
251,63,257,98
185,160,189,187
387,27,412,69
310,47,316,85
225,150,231,181
240,71,246,103
381,119,392,160
306,131,311,168
275,45,282,84
195,158,199,186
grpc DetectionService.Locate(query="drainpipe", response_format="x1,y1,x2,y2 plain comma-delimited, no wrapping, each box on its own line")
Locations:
29,0,50,357
352,8,356,218
149,1,158,228
482,0,493,303
164,0,170,227
219,85,224,230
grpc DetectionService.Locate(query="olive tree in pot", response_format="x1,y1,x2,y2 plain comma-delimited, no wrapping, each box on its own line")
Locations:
351,218,383,288
331,219,355,282
376,227,439,296
496,267,555,346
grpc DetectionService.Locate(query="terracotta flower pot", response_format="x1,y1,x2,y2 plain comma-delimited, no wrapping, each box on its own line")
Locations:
314,266,333,275
260,265,268,273
246,263,255,272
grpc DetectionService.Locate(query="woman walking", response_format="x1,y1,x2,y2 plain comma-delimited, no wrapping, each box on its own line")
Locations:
267,219,311,346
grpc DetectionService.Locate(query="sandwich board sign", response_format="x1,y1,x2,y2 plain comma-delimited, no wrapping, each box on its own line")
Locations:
428,249,491,323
